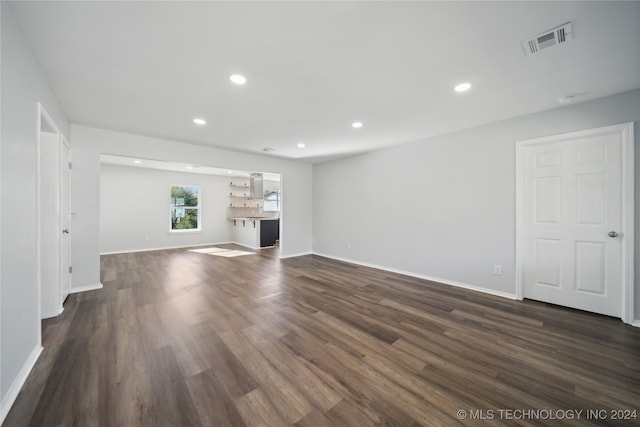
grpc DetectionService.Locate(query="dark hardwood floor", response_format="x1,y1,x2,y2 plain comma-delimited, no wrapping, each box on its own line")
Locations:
4,244,640,426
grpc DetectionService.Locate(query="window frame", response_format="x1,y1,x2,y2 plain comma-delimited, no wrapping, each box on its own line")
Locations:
169,184,202,233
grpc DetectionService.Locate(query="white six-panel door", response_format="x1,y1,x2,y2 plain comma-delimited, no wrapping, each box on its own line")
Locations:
518,123,634,319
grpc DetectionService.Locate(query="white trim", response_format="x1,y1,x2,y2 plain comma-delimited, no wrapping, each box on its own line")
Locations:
69,283,103,294
101,241,282,255
0,345,43,425
621,123,635,324
42,304,65,320
313,252,518,300
0,3,2,413
230,241,284,251
515,122,634,324
631,321,640,328
0,16,2,420
279,251,313,259
100,241,234,255
515,140,525,301
230,241,260,250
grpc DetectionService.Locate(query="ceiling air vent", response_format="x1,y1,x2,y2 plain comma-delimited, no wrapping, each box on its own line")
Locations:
522,22,573,56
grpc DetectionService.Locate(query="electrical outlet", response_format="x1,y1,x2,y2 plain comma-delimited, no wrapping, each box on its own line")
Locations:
493,265,503,275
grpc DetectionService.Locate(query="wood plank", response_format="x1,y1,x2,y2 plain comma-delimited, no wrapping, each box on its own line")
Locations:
185,369,247,427
235,388,289,427
220,329,314,424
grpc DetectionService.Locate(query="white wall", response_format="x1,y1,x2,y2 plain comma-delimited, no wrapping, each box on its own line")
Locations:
100,164,231,253
1,2,70,420
313,89,640,321
71,125,313,290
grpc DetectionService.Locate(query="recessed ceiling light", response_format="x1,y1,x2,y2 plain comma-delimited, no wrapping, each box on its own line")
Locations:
454,82,472,93
297,143,306,148
557,95,574,104
193,117,206,126
352,122,363,129
133,160,142,164
230,74,247,85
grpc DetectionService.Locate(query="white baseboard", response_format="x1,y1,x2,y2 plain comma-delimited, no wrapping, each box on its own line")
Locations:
312,252,518,300
101,242,285,255
229,241,261,250
631,320,640,328
280,251,313,259
69,282,103,294
41,304,64,320
100,242,234,255
1,345,43,424
229,242,288,251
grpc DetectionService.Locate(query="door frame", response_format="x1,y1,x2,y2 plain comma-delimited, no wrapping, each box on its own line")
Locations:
515,122,635,324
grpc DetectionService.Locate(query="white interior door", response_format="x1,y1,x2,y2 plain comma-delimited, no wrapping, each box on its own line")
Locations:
39,130,62,319
60,138,71,305
521,126,627,318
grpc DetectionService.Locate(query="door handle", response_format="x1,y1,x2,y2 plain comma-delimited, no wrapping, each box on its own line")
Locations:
608,231,618,238
62,229,70,234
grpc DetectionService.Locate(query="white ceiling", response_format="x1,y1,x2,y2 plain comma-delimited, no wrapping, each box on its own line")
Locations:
100,154,280,181
10,1,640,163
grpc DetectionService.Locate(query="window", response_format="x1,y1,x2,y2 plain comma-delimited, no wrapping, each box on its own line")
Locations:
263,180,280,212
170,185,200,231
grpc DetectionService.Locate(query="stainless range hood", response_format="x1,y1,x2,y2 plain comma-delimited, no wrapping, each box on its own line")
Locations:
250,173,263,199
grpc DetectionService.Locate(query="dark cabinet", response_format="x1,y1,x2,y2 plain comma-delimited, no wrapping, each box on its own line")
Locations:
260,219,279,247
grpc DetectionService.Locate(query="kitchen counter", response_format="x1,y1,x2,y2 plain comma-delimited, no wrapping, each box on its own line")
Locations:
228,218,279,248
228,217,279,221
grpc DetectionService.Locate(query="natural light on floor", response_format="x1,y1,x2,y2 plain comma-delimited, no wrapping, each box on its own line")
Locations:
188,247,256,257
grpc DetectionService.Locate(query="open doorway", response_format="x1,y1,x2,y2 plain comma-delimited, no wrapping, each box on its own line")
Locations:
227,172,281,250
98,155,282,255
